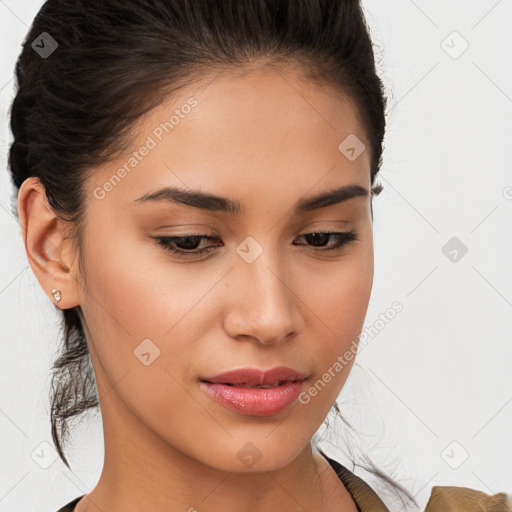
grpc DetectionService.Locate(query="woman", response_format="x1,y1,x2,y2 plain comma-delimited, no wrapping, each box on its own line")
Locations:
8,0,511,510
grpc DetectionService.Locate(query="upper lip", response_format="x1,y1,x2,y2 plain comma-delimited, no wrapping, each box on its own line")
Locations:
201,366,307,386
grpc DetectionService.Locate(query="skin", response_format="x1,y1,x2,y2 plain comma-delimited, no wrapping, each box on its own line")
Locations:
18,63,374,512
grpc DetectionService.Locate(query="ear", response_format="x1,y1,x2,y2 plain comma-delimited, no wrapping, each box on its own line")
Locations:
17,177,81,309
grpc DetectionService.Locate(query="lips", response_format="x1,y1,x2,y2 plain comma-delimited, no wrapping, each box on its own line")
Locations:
200,366,307,388
201,380,306,415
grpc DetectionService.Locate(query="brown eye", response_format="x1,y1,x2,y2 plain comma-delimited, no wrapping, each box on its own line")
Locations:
153,234,223,258
293,230,358,252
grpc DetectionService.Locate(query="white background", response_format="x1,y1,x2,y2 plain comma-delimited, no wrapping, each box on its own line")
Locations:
1,1,511,511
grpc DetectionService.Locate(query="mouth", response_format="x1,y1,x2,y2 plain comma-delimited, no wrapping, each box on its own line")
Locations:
199,377,308,416
201,378,305,389
200,366,308,388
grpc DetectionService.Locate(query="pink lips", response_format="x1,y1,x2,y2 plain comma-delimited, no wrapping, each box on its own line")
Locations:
200,366,308,416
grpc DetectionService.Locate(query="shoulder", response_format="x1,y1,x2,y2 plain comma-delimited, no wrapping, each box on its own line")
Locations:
319,449,511,512
424,485,512,512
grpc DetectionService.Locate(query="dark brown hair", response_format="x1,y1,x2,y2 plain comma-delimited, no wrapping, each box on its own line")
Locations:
8,0,415,507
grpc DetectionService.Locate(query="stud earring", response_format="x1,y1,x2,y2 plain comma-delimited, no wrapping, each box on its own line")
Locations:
51,288,62,303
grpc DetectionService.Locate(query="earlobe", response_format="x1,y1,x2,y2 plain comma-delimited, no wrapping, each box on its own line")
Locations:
17,177,81,309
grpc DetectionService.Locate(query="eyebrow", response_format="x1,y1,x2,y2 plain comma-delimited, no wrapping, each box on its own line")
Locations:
131,183,368,216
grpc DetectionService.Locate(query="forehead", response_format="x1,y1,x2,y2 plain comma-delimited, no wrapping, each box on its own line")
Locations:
162,64,368,154
86,64,371,208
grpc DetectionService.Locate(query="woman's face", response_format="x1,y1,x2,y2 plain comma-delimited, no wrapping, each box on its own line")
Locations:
75,65,374,472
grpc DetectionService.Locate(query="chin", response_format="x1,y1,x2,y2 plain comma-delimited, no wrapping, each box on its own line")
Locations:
200,441,306,474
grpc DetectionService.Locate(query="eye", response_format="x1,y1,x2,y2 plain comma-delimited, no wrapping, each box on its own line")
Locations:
153,229,358,259
153,234,223,259
293,230,358,252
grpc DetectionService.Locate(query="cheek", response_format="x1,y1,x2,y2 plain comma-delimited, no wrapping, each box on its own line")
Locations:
79,224,212,339
297,244,373,340
77,223,225,392
292,243,373,404
77,230,206,430
294,268,372,423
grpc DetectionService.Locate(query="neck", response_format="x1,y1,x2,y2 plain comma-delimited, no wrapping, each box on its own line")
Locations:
74,390,351,512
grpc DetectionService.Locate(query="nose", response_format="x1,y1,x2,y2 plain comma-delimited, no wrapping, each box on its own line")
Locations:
223,253,303,345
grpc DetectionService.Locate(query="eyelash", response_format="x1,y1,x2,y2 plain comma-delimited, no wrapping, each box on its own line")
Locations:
153,230,358,259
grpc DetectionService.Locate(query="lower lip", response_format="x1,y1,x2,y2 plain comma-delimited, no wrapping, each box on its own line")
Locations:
200,380,306,416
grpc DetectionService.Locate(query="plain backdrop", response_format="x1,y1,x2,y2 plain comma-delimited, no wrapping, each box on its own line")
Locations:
1,1,511,511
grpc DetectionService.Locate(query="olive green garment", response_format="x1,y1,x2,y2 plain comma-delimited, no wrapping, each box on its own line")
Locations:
321,449,512,512
55,450,512,512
